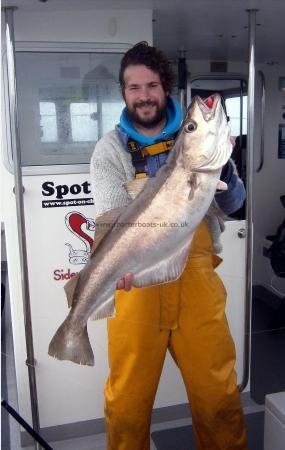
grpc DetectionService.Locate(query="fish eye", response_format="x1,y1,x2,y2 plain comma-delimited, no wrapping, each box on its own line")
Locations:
185,120,197,133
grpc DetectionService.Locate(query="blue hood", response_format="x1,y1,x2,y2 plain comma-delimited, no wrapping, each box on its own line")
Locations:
118,97,182,146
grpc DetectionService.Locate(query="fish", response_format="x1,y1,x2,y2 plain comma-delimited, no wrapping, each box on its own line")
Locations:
48,93,232,366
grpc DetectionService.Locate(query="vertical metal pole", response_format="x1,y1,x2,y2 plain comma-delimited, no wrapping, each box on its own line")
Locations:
178,49,187,115
239,9,258,392
3,7,41,448
239,79,243,147
256,70,265,172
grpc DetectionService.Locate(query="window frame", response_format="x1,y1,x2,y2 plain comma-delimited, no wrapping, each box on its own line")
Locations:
2,41,131,175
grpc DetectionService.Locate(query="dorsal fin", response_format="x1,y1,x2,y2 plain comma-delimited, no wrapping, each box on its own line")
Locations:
122,177,149,200
216,180,228,191
90,206,125,257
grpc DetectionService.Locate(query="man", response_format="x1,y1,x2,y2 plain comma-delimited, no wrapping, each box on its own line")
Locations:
90,42,248,450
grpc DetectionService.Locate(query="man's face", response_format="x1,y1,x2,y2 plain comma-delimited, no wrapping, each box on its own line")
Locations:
122,64,168,129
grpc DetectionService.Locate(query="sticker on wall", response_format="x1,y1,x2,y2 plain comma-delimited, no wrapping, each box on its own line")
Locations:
65,212,95,264
41,180,93,208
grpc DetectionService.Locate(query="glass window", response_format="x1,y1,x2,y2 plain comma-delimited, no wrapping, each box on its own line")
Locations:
15,51,125,167
225,96,248,137
102,102,125,135
70,102,98,142
39,102,58,143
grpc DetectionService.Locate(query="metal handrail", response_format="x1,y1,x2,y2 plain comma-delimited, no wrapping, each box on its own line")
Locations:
3,7,41,449
239,80,244,155
239,8,258,393
178,49,188,115
256,70,265,172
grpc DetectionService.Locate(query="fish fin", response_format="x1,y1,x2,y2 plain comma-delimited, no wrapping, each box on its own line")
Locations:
64,273,80,308
188,173,200,200
122,178,149,200
133,237,193,287
216,180,228,190
91,206,125,257
48,315,94,366
90,296,116,320
206,199,226,254
188,173,198,188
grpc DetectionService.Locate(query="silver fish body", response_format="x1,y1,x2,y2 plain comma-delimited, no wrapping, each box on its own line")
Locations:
48,93,232,366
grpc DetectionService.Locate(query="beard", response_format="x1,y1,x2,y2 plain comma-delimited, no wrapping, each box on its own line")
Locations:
127,98,167,129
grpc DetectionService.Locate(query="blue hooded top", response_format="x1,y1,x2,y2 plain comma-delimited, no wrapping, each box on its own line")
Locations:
117,97,182,177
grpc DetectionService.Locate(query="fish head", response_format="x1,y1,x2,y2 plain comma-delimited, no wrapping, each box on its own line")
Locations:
181,93,232,171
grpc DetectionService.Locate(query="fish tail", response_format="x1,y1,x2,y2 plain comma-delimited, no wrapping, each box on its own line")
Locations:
48,316,94,366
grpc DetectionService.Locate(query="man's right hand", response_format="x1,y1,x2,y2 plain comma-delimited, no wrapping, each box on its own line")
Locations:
116,272,134,291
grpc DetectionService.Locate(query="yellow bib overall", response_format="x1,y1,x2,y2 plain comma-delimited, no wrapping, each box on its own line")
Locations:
104,221,248,450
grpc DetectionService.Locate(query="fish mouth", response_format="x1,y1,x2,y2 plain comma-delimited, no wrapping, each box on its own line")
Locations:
182,93,221,127
196,94,220,120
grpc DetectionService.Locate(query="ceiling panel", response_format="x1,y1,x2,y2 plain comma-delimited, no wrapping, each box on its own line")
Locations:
1,0,285,63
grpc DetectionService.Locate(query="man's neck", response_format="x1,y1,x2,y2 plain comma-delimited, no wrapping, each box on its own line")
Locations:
132,117,167,137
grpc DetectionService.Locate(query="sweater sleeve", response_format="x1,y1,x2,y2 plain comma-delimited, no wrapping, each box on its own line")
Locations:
90,140,131,217
214,159,246,215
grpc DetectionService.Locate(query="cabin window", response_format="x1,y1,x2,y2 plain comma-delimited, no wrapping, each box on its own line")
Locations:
225,95,248,137
15,50,126,169
102,102,125,135
39,102,58,143
70,102,98,142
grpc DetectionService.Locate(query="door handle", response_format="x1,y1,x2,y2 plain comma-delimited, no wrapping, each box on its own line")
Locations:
238,228,246,238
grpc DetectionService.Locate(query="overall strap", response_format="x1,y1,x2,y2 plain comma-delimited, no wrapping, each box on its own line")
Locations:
127,139,175,178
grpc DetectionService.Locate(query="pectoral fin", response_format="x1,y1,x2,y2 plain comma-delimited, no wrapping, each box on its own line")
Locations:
133,235,193,287
216,180,228,191
123,177,149,200
188,173,200,200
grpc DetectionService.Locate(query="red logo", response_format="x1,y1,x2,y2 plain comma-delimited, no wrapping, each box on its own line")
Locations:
65,212,95,265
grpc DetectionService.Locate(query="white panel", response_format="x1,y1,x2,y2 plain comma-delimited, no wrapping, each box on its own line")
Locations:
217,220,246,386
154,353,187,408
264,392,285,450
14,9,153,45
23,173,106,426
264,409,285,450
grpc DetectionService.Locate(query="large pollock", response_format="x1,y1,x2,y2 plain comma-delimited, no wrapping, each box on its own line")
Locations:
48,93,232,366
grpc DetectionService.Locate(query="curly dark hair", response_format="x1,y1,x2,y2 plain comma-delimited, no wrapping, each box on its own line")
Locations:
119,42,175,94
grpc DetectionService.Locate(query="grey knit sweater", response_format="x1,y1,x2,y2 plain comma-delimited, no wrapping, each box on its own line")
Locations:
90,130,135,217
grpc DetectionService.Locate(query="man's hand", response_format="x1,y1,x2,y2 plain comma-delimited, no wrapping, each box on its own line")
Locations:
116,272,134,291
